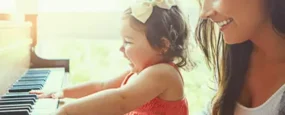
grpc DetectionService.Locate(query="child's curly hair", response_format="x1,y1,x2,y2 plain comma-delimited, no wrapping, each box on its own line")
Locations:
123,5,194,70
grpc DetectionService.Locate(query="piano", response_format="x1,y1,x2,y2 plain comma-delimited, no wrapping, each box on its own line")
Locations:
0,13,70,115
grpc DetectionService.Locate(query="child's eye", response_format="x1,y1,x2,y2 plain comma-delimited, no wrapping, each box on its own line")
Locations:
124,41,132,45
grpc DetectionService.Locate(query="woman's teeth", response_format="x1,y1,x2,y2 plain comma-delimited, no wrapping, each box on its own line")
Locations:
216,18,233,27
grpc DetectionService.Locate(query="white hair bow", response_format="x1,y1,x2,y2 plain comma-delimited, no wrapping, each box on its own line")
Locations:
131,0,177,23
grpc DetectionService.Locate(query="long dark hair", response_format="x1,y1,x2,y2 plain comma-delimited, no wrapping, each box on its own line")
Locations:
195,0,285,114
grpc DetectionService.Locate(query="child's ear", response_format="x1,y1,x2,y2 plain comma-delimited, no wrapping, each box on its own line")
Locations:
160,37,170,54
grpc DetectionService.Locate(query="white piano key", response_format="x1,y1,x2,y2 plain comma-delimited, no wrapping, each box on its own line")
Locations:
30,99,58,115
41,68,65,92
33,99,58,109
30,110,56,115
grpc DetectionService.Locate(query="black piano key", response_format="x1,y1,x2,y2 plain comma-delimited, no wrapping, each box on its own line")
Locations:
0,97,36,102
22,75,48,79
13,82,44,87
11,86,43,90
0,109,29,115
9,87,41,93
0,106,32,112
0,104,32,109
13,81,45,86
5,92,30,95
0,100,34,105
19,77,47,81
15,80,45,84
18,79,46,82
11,85,42,89
1,94,37,99
26,70,50,74
27,69,50,72
23,74,49,78
12,84,43,89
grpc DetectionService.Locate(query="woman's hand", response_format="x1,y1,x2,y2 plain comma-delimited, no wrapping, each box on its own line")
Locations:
29,90,64,99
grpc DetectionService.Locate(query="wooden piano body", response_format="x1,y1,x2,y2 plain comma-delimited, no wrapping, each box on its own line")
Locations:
0,14,70,115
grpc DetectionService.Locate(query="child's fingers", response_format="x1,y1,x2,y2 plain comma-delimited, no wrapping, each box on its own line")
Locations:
37,94,45,98
30,90,59,99
51,92,63,99
51,94,58,99
29,90,43,95
37,93,52,98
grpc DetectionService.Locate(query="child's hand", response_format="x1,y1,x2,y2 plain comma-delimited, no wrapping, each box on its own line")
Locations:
29,90,64,99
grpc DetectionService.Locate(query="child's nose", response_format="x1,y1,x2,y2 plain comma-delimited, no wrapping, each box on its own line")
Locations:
119,45,125,52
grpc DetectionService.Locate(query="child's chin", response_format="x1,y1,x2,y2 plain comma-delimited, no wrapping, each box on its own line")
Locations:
128,63,134,68
130,68,137,73
128,64,136,72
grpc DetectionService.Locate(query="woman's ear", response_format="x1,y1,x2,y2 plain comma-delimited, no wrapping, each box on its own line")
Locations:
160,37,170,54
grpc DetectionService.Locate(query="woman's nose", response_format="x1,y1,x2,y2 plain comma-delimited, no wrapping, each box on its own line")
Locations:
199,0,216,19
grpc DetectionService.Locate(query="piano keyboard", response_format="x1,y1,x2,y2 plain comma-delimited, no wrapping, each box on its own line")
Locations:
0,68,66,115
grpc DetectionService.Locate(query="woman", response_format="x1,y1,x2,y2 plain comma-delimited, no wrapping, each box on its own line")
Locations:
195,0,285,115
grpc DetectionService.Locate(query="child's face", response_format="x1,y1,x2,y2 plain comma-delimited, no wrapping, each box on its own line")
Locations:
120,19,163,73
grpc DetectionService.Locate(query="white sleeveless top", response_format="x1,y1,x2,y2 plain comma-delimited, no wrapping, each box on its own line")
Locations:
234,84,285,115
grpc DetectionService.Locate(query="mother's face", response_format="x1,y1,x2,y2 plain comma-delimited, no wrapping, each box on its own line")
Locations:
200,0,269,44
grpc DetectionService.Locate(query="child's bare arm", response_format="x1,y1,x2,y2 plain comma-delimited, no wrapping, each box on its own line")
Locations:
63,70,130,98
57,64,176,115
30,70,130,99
